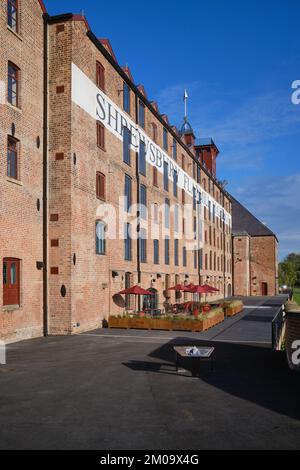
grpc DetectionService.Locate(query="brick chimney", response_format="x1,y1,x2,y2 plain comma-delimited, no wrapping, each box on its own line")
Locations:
194,138,219,178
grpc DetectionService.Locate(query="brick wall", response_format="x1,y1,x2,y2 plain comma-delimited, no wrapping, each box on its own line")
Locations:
0,0,44,342
233,235,250,296
250,236,277,296
48,17,232,333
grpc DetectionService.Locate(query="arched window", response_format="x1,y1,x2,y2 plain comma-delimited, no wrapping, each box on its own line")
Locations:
96,221,106,255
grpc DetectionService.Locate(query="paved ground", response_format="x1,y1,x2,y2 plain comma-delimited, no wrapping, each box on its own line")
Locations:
0,295,299,450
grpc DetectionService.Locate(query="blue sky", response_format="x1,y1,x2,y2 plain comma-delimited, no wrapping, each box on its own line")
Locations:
46,0,300,260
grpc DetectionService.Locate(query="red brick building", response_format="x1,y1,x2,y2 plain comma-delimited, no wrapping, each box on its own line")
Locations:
0,2,276,343
232,197,278,296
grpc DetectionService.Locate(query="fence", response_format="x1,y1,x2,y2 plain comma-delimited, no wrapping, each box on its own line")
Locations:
272,307,285,350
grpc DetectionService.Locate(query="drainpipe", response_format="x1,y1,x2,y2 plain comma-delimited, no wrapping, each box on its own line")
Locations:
197,192,201,286
135,94,141,308
248,236,251,297
42,14,49,336
223,209,226,298
231,235,234,296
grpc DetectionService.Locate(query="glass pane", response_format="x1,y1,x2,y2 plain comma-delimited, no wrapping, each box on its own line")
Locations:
96,222,105,254
11,263,16,285
3,263,7,285
7,147,17,179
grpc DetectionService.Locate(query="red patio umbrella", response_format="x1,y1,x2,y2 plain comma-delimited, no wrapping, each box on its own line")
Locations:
204,284,220,292
167,284,192,292
118,285,152,296
187,285,208,294
117,285,152,313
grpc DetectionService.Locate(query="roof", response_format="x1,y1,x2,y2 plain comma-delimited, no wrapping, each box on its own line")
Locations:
38,0,46,13
195,137,217,147
231,196,278,241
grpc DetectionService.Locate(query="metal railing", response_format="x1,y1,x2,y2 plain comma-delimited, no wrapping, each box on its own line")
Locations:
272,307,285,350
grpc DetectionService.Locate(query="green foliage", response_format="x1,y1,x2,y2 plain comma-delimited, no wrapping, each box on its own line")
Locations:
279,258,298,287
222,300,243,309
294,288,300,306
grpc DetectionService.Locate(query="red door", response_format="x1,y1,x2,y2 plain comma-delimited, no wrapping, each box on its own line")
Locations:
3,258,20,306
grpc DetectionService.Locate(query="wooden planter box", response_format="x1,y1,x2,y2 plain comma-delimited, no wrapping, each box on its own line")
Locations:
202,312,224,330
108,317,129,329
109,312,224,332
224,305,243,317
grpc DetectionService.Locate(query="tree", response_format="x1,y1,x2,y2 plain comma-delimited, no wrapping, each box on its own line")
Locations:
284,253,300,286
279,261,297,287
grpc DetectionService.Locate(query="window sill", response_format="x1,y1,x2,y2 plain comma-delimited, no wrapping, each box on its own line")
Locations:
7,25,23,41
6,177,23,187
6,102,22,113
2,305,21,312
97,145,106,152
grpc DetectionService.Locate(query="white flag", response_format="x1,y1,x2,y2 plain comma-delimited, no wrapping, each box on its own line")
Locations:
183,89,188,101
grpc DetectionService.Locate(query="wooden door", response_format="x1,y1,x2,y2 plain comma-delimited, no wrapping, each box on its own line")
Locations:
261,282,268,296
3,258,20,306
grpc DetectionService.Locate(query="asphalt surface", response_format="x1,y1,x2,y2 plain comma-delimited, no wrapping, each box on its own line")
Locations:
0,295,299,450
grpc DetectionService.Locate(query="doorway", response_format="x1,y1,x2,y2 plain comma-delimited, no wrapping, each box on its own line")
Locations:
261,282,268,296
3,258,20,306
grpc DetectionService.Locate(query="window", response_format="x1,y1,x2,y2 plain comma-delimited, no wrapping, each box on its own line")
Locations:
163,128,168,151
197,165,201,184
125,272,132,308
139,100,145,128
124,223,132,261
139,140,146,176
153,203,159,224
139,229,147,263
154,240,159,265
194,250,198,269
96,172,105,200
7,0,18,32
165,198,170,229
124,175,132,212
199,249,203,270
173,170,178,197
182,189,185,205
123,127,131,165
193,216,197,240
153,167,158,187
193,162,196,180
165,237,170,265
193,187,196,210
96,61,105,90
139,184,147,220
208,201,212,221
96,221,106,255
173,138,177,161
152,123,158,143
3,258,20,306
181,154,185,171
163,161,169,191
123,82,130,114
96,121,105,150
7,136,18,179
174,205,179,233
8,62,20,107
183,246,187,267
174,239,179,266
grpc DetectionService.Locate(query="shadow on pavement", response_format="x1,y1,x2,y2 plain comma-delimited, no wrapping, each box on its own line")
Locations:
124,337,300,421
